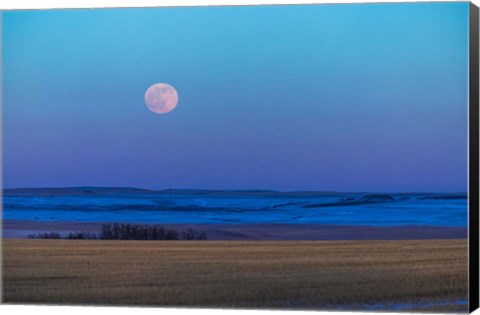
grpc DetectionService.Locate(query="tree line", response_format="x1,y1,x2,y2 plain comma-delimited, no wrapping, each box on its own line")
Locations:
27,223,208,240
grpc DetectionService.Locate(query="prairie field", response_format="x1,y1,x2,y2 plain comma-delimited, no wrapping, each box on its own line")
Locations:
2,239,468,311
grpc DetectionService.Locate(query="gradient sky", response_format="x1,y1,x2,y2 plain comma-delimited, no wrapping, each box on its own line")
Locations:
2,2,469,192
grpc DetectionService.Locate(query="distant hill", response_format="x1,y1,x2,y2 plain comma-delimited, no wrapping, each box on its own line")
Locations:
3,187,153,196
2,187,467,199
3,186,347,197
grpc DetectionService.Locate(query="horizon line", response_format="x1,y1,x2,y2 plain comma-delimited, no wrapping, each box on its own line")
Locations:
1,185,468,195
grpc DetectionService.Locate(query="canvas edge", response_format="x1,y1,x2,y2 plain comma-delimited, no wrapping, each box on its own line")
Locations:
0,9,4,305
0,2,476,313
469,1,480,313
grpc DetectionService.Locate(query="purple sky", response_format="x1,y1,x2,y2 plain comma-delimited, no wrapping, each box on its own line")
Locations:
2,3,469,192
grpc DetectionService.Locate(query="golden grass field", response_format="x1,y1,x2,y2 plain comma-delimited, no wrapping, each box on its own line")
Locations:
2,239,468,311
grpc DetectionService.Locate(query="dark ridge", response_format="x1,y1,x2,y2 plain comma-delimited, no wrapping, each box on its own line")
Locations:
2,187,351,199
268,201,307,209
2,202,255,213
3,187,469,197
303,194,396,209
161,189,277,194
359,194,396,202
418,195,467,200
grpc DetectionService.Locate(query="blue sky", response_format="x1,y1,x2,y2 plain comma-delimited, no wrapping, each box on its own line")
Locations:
2,2,469,192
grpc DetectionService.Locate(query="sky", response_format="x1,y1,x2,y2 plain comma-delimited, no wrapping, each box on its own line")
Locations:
2,2,470,192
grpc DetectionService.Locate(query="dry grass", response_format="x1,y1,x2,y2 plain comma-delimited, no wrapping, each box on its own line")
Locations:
2,239,468,311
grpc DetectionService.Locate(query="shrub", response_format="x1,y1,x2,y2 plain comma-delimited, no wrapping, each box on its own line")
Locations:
66,231,98,240
98,223,207,240
181,229,208,240
26,224,207,241
27,232,61,239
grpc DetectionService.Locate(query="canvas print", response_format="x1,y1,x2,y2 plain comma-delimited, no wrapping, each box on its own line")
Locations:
1,2,478,312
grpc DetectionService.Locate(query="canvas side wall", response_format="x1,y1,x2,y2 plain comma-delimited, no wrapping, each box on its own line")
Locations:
469,2,479,313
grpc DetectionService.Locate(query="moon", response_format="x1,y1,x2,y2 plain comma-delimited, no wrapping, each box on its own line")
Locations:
144,83,179,114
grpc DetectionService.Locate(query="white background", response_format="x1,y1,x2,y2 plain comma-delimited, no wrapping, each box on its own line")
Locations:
0,1,478,315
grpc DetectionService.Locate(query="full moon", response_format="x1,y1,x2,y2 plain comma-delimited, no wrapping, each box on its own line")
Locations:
144,83,179,114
